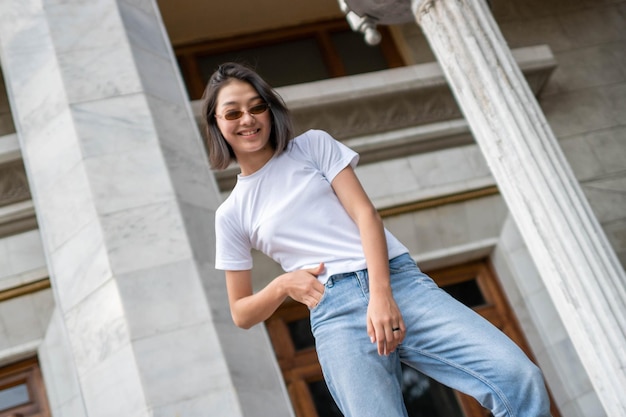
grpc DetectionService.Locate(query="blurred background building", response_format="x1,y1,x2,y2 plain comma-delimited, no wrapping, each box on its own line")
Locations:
0,0,624,416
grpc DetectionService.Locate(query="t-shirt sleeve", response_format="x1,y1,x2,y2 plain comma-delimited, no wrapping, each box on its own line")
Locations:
214,207,253,271
305,129,359,182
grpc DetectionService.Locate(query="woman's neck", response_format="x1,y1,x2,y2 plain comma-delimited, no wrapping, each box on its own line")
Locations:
236,147,274,176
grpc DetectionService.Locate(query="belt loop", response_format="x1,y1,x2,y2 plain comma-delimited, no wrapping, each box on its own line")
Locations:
355,269,370,294
326,276,335,288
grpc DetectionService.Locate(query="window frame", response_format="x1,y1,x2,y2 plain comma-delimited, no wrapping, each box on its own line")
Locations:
0,357,50,417
174,18,405,100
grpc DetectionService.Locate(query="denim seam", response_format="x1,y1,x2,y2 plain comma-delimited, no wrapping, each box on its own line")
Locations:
389,266,415,274
354,272,371,304
402,346,516,417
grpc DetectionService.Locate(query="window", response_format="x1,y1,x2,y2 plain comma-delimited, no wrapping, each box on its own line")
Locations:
0,358,50,417
175,19,404,99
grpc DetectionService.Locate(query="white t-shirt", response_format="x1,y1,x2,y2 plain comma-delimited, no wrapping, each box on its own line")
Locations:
214,129,408,283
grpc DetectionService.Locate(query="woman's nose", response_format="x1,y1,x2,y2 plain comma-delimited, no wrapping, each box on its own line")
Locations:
240,111,256,123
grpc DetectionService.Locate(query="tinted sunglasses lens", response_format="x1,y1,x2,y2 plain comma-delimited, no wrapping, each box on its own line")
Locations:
250,103,269,114
221,103,269,120
224,110,243,120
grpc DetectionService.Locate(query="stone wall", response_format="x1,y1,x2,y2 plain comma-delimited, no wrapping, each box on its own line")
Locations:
0,71,15,137
492,218,603,416
398,0,626,267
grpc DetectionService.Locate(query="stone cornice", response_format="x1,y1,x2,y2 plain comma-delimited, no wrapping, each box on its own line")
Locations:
0,133,20,164
0,142,33,237
191,45,555,139
1,46,556,205
281,45,555,140
0,159,31,207
0,134,38,237
0,200,37,238
192,45,556,192
214,118,473,191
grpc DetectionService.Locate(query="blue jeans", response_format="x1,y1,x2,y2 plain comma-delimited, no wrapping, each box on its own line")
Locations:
310,253,551,417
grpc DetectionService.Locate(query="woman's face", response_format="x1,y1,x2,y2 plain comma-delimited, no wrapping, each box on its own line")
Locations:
215,79,272,163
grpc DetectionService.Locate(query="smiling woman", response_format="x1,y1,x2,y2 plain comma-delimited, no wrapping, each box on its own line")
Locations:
201,63,295,172
213,80,274,175
201,62,552,417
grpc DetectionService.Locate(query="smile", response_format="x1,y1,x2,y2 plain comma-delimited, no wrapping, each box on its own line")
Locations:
239,129,260,136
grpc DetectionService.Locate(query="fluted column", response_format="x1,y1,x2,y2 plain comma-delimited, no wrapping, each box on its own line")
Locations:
407,0,625,415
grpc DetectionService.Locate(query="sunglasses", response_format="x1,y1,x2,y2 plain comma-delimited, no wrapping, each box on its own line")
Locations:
215,103,270,121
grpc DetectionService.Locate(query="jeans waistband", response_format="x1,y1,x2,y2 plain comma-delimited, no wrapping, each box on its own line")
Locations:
325,271,357,287
324,253,411,287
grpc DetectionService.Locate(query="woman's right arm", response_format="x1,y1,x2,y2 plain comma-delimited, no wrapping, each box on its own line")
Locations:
225,264,325,329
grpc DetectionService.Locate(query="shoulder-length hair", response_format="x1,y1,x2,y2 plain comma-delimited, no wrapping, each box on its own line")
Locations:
201,62,294,170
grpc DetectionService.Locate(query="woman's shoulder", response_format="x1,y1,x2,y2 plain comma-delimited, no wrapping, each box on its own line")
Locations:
292,129,333,143
216,181,248,219
215,194,236,219
288,129,334,153
286,129,327,162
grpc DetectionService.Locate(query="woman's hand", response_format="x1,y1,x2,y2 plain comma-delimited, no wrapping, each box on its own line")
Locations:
225,263,325,329
367,291,405,356
281,263,326,308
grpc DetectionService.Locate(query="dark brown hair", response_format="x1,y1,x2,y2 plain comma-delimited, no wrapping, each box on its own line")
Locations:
201,62,294,170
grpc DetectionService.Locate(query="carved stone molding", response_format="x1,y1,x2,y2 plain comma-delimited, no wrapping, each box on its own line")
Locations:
0,113,16,138
290,84,461,140
0,200,37,238
285,46,554,138
0,159,31,207
0,69,17,138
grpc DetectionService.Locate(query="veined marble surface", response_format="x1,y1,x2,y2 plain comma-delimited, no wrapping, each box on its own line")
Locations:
0,1,289,416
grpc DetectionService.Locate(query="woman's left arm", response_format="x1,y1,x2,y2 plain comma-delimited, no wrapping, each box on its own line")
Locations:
331,165,406,356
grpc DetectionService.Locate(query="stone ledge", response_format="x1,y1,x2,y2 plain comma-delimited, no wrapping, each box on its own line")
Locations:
372,175,498,213
0,133,19,164
414,238,499,271
0,200,37,239
0,339,42,367
192,45,556,192
214,118,473,192
191,45,555,135
2,46,556,199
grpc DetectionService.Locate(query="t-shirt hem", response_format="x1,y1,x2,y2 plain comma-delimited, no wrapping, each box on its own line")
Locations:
215,261,253,271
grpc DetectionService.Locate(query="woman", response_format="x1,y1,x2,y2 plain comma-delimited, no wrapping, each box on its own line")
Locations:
203,62,551,417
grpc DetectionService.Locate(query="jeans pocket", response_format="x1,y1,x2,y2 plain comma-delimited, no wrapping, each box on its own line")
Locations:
389,253,418,274
310,285,328,313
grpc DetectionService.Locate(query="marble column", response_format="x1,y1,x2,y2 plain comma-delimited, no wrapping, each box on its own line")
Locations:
0,1,292,416
407,0,626,415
